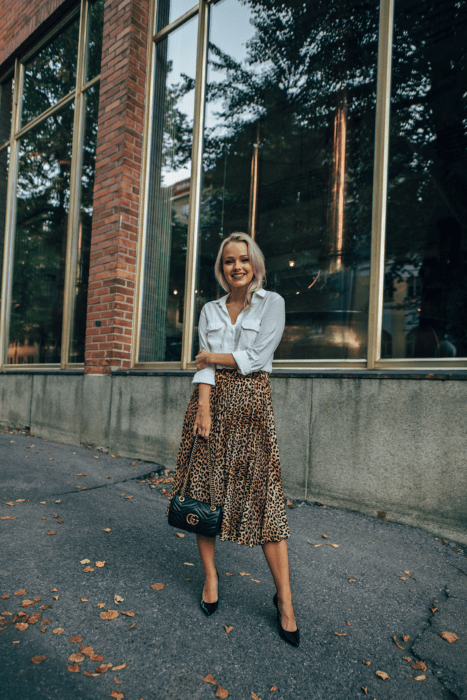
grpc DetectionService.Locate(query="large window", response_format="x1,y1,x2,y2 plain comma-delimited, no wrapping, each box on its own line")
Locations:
137,0,467,370
0,0,104,366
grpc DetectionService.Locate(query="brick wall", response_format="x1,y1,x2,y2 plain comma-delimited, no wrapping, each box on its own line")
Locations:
0,0,75,71
84,0,149,373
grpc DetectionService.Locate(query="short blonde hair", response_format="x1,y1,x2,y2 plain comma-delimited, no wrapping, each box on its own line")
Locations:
214,233,266,308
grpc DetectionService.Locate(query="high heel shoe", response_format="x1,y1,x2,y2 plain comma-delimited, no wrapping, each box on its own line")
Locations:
273,593,300,647
200,568,219,616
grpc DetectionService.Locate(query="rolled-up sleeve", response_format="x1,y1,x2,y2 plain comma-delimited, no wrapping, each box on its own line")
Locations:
232,295,285,376
192,306,216,386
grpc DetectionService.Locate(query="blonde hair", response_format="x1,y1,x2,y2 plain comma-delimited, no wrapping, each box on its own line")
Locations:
214,233,266,308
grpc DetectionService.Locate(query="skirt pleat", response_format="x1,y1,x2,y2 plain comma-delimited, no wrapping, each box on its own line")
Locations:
169,369,290,546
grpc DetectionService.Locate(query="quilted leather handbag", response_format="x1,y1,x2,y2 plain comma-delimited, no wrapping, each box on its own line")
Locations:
168,435,223,537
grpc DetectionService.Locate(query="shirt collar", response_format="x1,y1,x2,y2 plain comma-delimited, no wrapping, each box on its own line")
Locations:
213,288,266,307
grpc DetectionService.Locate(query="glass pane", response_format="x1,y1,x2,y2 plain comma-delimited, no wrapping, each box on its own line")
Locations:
382,0,467,359
0,77,13,146
194,0,378,360
8,103,74,364
139,17,197,362
69,85,100,363
22,18,79,126
0,146,9,319
156,0,198,32
87,0,105,82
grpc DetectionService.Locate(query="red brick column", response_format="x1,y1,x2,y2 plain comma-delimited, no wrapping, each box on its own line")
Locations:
85,0,149,374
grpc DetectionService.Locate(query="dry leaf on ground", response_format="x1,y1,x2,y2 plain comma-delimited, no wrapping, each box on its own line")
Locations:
176,532,185,538
15,623,28,630
0,594,9,599
114,676,122,684
184,562,194,566
402,656,412,662
150,583,164,590
80,559,90,565
215,686,229,699
404,570,410,574
121,611,134,617
375,671,390,680
410,674,426,681
100,610,119,620
402,635,410,642
53,628,64,634
251,693,261,700
70,635,83,643
96,663,112,673
439,631,459,643
400,577,407,581
251,579,261,583
270,687,277,692
80,645,94,655
97,603,106,609
114,595,124,605
239,572,250,576
46,530,56,535
96,561,106,567
362,660,371,666
103,528,111,532
14,589,27,596
83,567,94,572
50,588,57,592
69,653,85,663
111,663,127,671
80,598,89,602
68,664,80,673
333,632,347,636
346,621,351,626
411,661,427,671
109,691,124,700
224,626,233,633
430,607,438,613
203,674,216,685
84,671,100,677
327,543,339,548
393,635,405,649
89,654,104,662
31,655,46,664
361,689,368,696
21,600,35,608
348,578,356,583
128,623,136,630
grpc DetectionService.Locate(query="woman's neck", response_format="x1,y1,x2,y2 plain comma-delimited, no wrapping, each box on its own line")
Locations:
227,287,248,305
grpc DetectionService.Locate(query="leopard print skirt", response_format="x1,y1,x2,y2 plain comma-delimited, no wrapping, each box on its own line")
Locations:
169,369,290,547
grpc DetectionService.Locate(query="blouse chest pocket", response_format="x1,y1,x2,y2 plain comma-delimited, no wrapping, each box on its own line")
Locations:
206,322,224,351
241,317,261,345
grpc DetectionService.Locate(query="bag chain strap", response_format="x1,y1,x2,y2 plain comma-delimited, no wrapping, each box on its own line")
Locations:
179,435,217,511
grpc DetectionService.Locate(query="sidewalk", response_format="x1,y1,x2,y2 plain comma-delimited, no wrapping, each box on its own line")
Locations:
1,428,466,700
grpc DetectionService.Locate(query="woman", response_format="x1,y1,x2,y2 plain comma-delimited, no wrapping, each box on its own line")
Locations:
170,232,299,646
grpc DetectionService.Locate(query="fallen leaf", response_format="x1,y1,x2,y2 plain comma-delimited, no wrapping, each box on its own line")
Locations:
0,516,11,520
411,661,427,672
434,599,439,603
251,579,261,583
50,588,57,592
402,635,410,642
128,623,136,630
100,610,119,620
70,635,83,643
270,687,277,693
80,598,89,602
95,561,106,567
333,632,347,636
89,653,104,662
93,456,99,459
216,686,229,699
322,534,329,539
53,596,59,601
393,635,405,650
326,543,339,548
68,664,80,673
375,671,390,680
239,572,250,576
111,663,127,671
314,544,323,547
439,631,459,643
402,656,412,662
97,603,106,609
12,641,19,644
251,694,261,700
15,623,28,630
40,502,46,505
176,532,185,538
42,619,51,625
430,607,438,613
28,613,42,624
131,462,136,465
16,499,26,503
410,674,426,681
33,596,41,602
109,691,124,700
84,671,100,677
83,567,94,572
103,528,111,532
184,562,194,566
6,501,14,506
400,576,407,581
31,655,47,664
348,578,356,583
14,589,27,596
226,573,233,576
69,653,86,663
121,611,134,617
361,688,368,696
80,559,91,565
124,496,132,500
203,674,217,685
80,645,94,654
53,628,64,634
224,625,234,633
150,583,164,590
21,599,35,608
404,570,410,575
55,500,61,504
114,595,124,605
0,594,9,599
96,663,112,673
114,676,122,684
346,621,351,626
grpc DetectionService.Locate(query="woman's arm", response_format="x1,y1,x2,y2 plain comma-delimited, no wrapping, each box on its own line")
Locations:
195,351,237,370
193,383,212,437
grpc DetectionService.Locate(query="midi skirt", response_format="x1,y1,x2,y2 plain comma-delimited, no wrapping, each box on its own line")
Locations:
169,369,290,547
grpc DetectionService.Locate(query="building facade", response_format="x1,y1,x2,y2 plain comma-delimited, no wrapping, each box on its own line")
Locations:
0,0,466,541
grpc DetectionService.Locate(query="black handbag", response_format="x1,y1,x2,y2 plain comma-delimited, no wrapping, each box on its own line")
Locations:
168,435,223,537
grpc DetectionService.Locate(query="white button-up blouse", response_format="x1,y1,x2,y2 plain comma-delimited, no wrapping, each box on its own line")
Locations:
192,288,285,386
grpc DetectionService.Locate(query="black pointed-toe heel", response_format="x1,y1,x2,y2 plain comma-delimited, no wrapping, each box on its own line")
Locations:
200,568,219,617
273,593,300,647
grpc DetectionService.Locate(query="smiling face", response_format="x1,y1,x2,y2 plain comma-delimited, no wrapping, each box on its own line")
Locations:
222,241,255,292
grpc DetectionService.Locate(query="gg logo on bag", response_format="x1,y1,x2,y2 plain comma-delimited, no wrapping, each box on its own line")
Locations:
186,513,199,526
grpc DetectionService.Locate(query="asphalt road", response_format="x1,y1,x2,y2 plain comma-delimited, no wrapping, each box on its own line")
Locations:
1,427,466,700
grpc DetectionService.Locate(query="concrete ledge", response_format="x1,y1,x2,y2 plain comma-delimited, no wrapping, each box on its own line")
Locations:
0,371,33,428
30,373,83,444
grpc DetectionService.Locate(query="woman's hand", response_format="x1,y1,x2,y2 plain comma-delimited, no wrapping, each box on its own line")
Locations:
193,404,211,438
195,349,212,371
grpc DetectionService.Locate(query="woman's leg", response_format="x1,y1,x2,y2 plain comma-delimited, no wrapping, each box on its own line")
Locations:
262,539,297,632
196,533,218,603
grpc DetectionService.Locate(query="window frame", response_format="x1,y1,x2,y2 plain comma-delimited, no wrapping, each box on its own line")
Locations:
0,0,102,370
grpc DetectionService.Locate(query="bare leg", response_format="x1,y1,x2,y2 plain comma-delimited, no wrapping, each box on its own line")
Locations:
196,533,218,603
262,539,297,632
